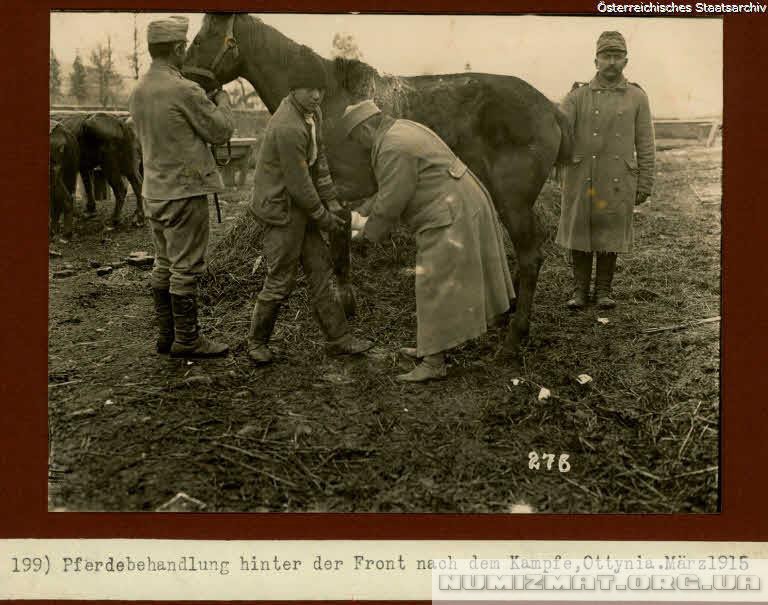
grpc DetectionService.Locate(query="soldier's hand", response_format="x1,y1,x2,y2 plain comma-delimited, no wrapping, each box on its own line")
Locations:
316,207,346,233
635,191,650,206
212,90,231,106
326,199,344,215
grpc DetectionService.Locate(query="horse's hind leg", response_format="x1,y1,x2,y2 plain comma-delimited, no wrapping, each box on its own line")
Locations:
501,205,543,359
105,164,127,227
490,149,548,366
80,168,97,218
127,170,144,227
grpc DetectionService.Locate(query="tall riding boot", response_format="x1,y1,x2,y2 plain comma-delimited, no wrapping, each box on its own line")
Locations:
313,291,373,356
595,252,618,309
566,250,593,309
169,294,229,358
247,300,281,364
151,287,174,354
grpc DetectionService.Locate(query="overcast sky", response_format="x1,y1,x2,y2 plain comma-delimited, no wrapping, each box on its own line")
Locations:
50,12,722,118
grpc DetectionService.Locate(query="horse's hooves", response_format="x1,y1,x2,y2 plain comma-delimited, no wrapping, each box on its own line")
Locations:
132,218,145,228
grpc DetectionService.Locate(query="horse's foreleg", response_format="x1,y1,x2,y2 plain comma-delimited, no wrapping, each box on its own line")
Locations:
328,207,356,319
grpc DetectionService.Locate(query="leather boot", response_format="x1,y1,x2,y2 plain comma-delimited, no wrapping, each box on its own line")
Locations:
312,287,373,356
169,294,229,358
566,251,593,309
595,252,618,309
396,354,447,383
247,300,281,364
151,287,174,354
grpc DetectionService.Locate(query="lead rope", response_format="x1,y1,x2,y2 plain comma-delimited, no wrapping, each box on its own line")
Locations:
211,140,232,223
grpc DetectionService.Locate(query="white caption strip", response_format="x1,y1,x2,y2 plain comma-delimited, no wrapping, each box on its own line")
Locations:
2,540,768,601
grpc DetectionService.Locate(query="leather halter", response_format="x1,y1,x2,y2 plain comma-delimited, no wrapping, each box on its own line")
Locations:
183,13,240,91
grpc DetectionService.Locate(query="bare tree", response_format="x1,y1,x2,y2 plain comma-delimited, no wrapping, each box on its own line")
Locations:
90,36,121,107
128,13,143,80
331,32,363,60
464,62,472,72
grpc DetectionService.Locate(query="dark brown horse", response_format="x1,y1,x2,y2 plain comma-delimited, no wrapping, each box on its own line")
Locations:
184,13,573,364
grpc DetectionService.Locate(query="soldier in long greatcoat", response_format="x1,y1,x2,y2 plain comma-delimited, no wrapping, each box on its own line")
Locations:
341,101,515,383
556,31,656,309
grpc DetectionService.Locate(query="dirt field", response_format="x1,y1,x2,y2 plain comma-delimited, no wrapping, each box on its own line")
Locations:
48,144,721,513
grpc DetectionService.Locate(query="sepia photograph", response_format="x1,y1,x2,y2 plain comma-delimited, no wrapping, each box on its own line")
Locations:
47,11,722,513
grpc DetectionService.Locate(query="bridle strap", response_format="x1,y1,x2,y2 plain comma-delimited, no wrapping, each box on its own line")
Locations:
182,14,240,91
209,14,240,76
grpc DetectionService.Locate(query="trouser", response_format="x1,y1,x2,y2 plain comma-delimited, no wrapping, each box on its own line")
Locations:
257,205,347,341
145,195,209,295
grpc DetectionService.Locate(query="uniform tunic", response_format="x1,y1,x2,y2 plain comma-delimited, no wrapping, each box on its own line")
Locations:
362,117,514,357
250,95,347,341
129,62,234,295
556,75,655,253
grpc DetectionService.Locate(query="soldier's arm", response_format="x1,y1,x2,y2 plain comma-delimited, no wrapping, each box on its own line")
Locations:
312,109,342,211
363,148,418,243
177,84,234,146
634,90,656,196
275,124,324,215
560,86,580,129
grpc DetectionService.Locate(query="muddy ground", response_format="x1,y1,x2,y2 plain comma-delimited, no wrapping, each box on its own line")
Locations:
48,144,721,513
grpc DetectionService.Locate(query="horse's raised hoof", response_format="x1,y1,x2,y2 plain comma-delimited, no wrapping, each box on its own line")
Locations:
132,215,146,228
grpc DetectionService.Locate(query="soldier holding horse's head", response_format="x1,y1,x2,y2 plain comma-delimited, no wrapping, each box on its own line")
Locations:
129,16,235,358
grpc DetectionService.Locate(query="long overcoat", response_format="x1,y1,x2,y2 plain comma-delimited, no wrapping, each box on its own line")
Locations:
556,75,655,253
361,117,514,357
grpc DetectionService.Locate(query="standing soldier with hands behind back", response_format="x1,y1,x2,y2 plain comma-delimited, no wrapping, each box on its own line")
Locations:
556,31,655,310
129,16,234,357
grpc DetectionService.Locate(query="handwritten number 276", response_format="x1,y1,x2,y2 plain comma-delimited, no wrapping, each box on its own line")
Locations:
529,452,570,473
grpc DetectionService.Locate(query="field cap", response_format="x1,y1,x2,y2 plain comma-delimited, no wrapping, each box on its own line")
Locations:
596,31,627,54
341,100,382,137
147,16,189,44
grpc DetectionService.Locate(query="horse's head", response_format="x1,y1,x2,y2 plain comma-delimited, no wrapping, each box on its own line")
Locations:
183,13,244,92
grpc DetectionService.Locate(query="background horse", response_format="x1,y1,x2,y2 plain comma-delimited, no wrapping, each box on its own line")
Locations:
184,13,573,365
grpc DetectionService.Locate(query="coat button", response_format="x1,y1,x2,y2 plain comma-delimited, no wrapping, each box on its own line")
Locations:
594,109,600,114
592,155,597,159
593,132,598,136
615,133,621,137
614,155,619,159
613,177,619,182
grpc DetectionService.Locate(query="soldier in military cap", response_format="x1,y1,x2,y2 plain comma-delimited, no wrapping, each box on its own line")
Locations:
247,46,373,364
129,16,234,357
556,31,655,309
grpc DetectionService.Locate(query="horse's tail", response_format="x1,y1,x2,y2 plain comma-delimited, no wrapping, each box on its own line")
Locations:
554,106,574,167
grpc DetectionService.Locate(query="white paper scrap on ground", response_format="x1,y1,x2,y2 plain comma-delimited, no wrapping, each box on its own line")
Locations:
577,374,593,384
538,387,551,401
